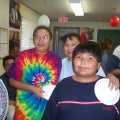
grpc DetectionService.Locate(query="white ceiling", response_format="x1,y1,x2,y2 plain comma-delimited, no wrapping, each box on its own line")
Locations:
18,0,120,22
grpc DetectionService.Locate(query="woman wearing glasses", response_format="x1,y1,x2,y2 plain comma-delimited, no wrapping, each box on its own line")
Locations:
8,26,62,120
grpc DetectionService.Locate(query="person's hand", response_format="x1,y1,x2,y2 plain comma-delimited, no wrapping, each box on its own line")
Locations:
107,73,119,90
31,86,45,99
9,100,16,106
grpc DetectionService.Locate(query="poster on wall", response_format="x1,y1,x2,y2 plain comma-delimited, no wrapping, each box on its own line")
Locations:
81,27,94,42
9,30,20,58
9,0,21,29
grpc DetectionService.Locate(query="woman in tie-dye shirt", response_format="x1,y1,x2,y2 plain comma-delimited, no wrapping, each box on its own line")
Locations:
8,26,62,120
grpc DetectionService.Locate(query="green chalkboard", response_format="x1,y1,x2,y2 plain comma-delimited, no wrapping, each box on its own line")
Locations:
97,29,120,50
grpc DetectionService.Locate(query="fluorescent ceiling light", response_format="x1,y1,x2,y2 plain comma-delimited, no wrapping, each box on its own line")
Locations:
69,0,84,16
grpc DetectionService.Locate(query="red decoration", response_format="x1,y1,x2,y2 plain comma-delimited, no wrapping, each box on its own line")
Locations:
81,31,86,42
110,15,119,27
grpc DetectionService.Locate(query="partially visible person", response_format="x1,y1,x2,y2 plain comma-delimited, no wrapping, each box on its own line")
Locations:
58,33,81,81
100,38,112,72
58,33,119,90
42,41,120,120
106,45,120,80
0,55,16,120
10,2,20,24
9,31,20,54
8,26,62,120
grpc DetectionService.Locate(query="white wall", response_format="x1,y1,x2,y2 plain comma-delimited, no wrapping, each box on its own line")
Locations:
0,0,39,75
20,4,39,51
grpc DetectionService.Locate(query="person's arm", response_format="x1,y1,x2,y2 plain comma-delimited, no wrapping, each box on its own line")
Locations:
108,69,120,76
97,66,119,90
9,100,16,106
106,73,119,90
106,54,120,76
9,78,45,99
42,86,59,120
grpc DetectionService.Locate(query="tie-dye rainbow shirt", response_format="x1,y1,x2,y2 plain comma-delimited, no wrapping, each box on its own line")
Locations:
8,49,62,120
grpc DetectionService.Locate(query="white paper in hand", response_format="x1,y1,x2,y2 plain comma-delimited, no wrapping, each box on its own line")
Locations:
42,85,56,100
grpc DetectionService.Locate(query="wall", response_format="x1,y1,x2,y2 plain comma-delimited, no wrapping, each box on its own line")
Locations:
49,21,120,51
50,21,120,41
0,0,39,75
1,0,120,75
20,4,39,51
0,0,9,75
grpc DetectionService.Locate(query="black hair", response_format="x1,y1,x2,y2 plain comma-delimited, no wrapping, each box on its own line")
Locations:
72,41,102,63
14,2,17,6
33,25,52,39
13,31,17,38
62,33,81,44
3,55,15,67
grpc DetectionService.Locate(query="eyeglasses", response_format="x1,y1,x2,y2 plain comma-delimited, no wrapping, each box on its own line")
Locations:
5,63,13,67
33,35,50,41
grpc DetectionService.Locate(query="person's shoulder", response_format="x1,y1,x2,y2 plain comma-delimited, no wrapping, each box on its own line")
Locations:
16,49,33,58
113,45,120,58
112,45,120,53
62,57,68,61
95,76,106,83
0,73,6,79
21,48,33,53
62,57,69,64
114,45,120,53
56,77,74,91
48,51,61,59
115,45,120,49
0,73,8,85
57,76,72,86
49,50,59,55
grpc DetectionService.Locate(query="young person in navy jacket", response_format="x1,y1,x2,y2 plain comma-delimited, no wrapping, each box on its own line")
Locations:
42,41,120,120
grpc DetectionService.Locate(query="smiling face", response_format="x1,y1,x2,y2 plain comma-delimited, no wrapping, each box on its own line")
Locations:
64,36,80,62
73,52,100,79
33,29,52,54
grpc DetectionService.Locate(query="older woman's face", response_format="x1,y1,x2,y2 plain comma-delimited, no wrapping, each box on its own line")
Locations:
33,29,52,54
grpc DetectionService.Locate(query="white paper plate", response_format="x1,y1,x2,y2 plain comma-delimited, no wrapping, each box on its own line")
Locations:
94,78,119,105
42,85,56,100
